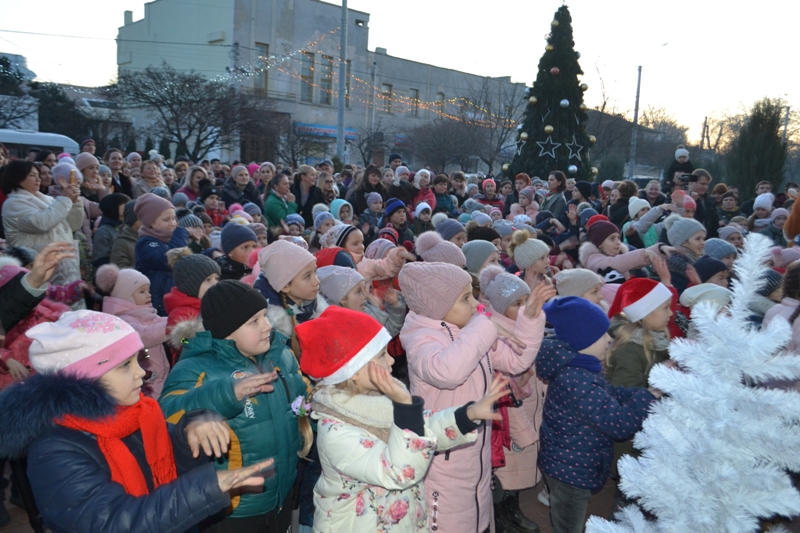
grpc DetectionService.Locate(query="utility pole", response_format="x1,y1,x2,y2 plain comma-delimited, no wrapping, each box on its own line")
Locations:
336,0,348,161
628,65,642,179
783,106,791,145
370,61,377,132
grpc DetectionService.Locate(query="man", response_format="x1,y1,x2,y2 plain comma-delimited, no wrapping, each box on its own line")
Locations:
200,159,210,170
26,147,41,161
211,158,224,179
740,181,772,217
388,153,402,170
318,159,334,174
79,137,96,154
688,170,719,239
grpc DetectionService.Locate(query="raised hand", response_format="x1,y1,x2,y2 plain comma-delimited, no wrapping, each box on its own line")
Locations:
185,413,230,458
233,372,277,401
384,286,399,307
27,242,76,288
367,361,412,405
466,374,511,422
650,255,672,287
523,282,557,319
6,359,30,381
217,458,274,492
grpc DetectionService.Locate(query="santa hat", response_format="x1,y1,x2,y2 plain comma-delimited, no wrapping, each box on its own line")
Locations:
607,278,672,323
297,307,391,385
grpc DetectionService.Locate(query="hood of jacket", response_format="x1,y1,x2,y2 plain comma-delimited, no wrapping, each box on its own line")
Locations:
163,286,200,316
535,338,579,383
0,372,116,458
102,295,161,322
168,316,204,350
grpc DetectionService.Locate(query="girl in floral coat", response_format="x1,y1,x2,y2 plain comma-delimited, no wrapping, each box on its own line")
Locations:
296,307,509,533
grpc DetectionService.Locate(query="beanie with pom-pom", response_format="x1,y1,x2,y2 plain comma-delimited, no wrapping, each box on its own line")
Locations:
95,264,150,303
415,232,466,267
665,215,705,247
508,230,550,269
431,212,449,228
479,265,530,314
399,262,471,320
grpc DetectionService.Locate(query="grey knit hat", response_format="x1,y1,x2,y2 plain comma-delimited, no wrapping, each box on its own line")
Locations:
554,268,603,298
178,214,204,229
317,266,365,306
314,211,335,232
510,237,550,270
173,254,221,298
123,200,138,227
666,216,706,247
703,238,737,261
435,219,465,242
479,266,530,314
493,220,515,238
462,240,498,274
172,192,189,206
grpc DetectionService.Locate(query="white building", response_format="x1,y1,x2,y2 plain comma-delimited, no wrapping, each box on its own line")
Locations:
117,0,525,170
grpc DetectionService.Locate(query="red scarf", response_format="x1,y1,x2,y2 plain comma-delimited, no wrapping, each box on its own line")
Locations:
58,394,177,496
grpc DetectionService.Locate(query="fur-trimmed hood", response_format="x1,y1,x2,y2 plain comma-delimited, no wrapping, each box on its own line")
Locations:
578,240,629,266
0,373,116,458
168,316,204,350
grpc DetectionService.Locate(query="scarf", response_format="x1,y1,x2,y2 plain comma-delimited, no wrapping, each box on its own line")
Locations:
629,328,670,352
57,394,176,496
567,353,603,373
311,386,396,443
138,225,174,243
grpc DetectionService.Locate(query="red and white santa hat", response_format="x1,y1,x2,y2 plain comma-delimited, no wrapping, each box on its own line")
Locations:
607,278,673,323
297,307,392,385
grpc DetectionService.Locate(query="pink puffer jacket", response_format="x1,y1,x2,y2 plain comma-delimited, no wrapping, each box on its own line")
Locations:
400,308,546,532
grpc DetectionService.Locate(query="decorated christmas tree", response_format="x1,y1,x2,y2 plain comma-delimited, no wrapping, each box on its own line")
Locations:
504,5,596,181
586,234,800,533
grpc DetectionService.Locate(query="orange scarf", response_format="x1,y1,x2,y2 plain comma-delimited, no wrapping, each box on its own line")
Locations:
58,394,177,496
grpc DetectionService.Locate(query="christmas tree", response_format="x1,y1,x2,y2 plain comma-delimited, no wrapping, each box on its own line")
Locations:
586,234,800,533
504,5,596,181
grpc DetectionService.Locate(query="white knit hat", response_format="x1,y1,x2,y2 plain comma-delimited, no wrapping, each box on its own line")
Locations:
628,198,650,220
317,266,365,305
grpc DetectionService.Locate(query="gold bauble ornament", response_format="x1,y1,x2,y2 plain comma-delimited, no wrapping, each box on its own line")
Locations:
588,135,596,145
580,83,589,91
591,167,599,176
544,125,554,135
545,44,554,52
551,19,559,27
502,164,510,172
528,96,538,105
520,132,529,141
579,103,587,112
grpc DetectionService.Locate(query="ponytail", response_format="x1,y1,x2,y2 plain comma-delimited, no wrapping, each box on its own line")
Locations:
280,292,302,359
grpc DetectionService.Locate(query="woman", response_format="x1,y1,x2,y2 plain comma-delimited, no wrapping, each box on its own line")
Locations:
1,160,83,286
290,164,325,227
34,162,53,195
476,178,505,211
411,168,436,214
34,150,57,168
133,160,168,199
609,180,639,230
174,161,189,187
258,162,276,195
316,172,336,205
263,173,298,230
350,164,386,216
503,173,531,217
222,165,264,211
539,171,568,221
162,167,180,195
76,153,109,203
126,151,142,170
104,148,133,198
639,180,667,207
177,165,208,201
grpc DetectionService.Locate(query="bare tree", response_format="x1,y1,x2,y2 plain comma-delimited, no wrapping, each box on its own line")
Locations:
353,120,392,167
274,119,321,168
115,62,275,161
0,95,37,130
404,119,476,172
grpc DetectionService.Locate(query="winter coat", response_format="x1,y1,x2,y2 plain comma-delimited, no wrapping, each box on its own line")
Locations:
663,159,695,193
476,194,505,212
263,189,298,229
609,198,631,230
540,191,567,221
135,227,190,316
215,255,251,281
638,190,667,207
536,338,656,490
624,204,669,249
92,219,120,268
351,182,388,216
0,268,45,333
164,286,201,337
387,181,414,210
760,223,788,247
606,322,669,389
132,179,166,200
221,177,264,212
717,206,741,225
399,309,546,532
578,241,655,278
79,197,102,256
694,193,720,239
503,190,519,217
160,321,306,518
109,224,138,269
411,187,436,215
433,191,456,215
365,298,407,338
411,218,434,236
0,373,230,533
102,296,169,399
175,186,199,202
291,182,326,228
2,189,84,285
310,387,478,533
360,208,382,233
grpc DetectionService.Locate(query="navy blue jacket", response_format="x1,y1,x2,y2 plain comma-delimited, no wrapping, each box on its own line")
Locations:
135,227,189,316
0,372,229,533
536,338,655,490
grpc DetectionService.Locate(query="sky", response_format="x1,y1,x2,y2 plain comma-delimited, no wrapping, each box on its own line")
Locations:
1,0,798,142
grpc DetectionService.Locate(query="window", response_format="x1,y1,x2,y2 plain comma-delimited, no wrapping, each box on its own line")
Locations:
254,43,268,93
346,60,351,108
301,52,314,102
409,88,419,116
381,84,393,113
435,92,445,115
319,55,334,105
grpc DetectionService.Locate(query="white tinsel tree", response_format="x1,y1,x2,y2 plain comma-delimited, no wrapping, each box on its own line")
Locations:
587,234,800,533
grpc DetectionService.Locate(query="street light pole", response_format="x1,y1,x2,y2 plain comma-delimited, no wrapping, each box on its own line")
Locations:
628,65,642,179
336,0,348,161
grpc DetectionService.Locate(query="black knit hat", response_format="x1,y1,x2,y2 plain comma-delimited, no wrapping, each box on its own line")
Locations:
467,226,501,243
174,254,221,298
756,270,783,298
200,186,220,203
201,280,268,339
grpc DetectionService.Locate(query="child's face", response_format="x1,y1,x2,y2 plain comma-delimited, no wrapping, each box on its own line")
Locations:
344,229,366,262
682,208,695,219
450,231,466,248
722,197,736,209
773,215,787,230
642,299,672,332
719,253,736,269
726,232,743,248
318,219,334,235
442,282,478,328
341,280,368,312
677,156,688,164
251,213,262,224
707,269,729,288
635,207,648,220
684,231,706,256
339,205,352,221
197,273,219,300
754,207,770,219
419,209,431,223
229,240,256,265
501,235,512,252
519,195,530,207
480,252,500,271
203,223,213,235
503,296,527,321
581,284,604,306
257,233,269,247
100,172,112,187
369,201,383,213
531,256,549,275
491,238,503,254
131,283,152,306
288,224,302,236
98,354,146,406
389,209,406,227
152,208,177,232
501,183,512,197
490,210,502,222
227,309,272,358
282,262,320,303
351,348,395,393
599,233,621,256
204,195,219,210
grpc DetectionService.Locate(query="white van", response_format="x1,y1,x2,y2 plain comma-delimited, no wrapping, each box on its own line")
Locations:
0,129,80,159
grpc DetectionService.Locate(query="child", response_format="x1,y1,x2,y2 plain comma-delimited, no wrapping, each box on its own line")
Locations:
177,212,208,253
320,224,415,285
201,186,229,227
285,213,305,236
759,207,788,247
507,229,552,291
415,231,466,268
472,211,494,228
692,256,730,288
679,284,734,339
164,250,220,338
579,220,662,279
380,198,415,246
216,223,257,281
537,297,659,533
160,281,307,532
93,193,131,270
398,261,555,532
623,197,675,249
553,268,606,309
664,215,707,294
479,266,546,532
436,218,466,248
493,220,515,267
317,265,406,337
719,225,745,250
509,186,539,221
717,191,740,225
134,193,190,316
748,192,775,231
412,202,434,235
310,212,336,253
489,207,503,222
251,222,269,248
330,198,354,225
0,310,271,532
296,306,507,533
703,238,737,269
242,202,263,225
109,200,139,269
462,239,500,297
663,144,695,193
360,192,384,236
95,264,170,398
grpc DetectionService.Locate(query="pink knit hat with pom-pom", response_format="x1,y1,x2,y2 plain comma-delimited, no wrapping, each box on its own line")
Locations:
415,231,466,267
479,265,530,314
399,262,471,320
95,264,151,303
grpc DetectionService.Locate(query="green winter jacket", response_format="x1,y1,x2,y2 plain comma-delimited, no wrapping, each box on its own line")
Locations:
264,189,298,229
159,329,307,518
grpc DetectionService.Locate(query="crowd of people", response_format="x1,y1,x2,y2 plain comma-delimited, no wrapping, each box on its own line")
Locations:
0,141,799,533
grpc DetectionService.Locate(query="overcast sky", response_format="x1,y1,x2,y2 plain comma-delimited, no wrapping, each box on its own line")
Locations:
1,0,797,142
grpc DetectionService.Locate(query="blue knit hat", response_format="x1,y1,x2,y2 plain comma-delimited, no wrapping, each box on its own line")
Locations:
286,213,305,228
243,202,261,217
314,211,334,232
543,296,610,351
385,198,406,217
436,218,465,242
220,222,257,254
703,238,737,261
693,256,728,283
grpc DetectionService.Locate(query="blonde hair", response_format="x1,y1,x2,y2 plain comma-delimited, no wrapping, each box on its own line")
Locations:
297,381,361,458
507,229,532,261
607,313,669,370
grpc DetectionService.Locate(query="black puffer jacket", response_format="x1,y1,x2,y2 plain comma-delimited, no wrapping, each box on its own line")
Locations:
0,373,229,533
221,177,264,212
0,267,45,331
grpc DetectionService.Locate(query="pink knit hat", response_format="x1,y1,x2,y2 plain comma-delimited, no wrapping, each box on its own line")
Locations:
74,152,99,172
27,310,144,379
415,232,466,267
95,264,150,303
258,239,316,292
399,262,471,320
134,193,174,227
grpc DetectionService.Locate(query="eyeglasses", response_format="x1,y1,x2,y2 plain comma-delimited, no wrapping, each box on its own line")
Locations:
324,180,334,184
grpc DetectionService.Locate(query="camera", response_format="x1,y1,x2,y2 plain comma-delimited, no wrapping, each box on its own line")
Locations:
676,174,691,182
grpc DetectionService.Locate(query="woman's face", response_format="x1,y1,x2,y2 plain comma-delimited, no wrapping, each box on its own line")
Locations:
107,152,123,172
83,163,99,183
129,155,142,168
548,174,559,192
98,354,146,406
191,170,205,189
20,166,40,194
261,166,274,182
322,175,334,192
418,174,429,189
501,183,512,197
234,169,250,187
302,171,316,187
484,181,495,196
162,169,175,185
43,153,57,167
367,172,380,186
610,188,620,204
142,162,159,181
274,175,290,196
38,165,52,188
515,179,526,192
646,182,660,199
